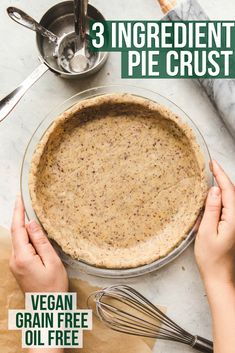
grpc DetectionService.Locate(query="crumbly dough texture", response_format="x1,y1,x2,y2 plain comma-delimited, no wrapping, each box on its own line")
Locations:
29,93,208,268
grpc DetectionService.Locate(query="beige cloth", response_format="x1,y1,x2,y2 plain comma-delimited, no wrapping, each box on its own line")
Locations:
0,226,156,353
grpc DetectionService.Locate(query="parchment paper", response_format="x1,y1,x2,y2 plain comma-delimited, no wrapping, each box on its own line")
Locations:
0,227,157,353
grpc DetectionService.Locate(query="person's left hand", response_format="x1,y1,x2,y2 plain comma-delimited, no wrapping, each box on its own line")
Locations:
195,160,235,288
10,196,69,293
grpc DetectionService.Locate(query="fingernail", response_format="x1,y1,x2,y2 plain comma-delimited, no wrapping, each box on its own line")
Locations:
209,161,213,172
212,160,219,170
28,220,38,232
210,186,220,198
14,196,21,210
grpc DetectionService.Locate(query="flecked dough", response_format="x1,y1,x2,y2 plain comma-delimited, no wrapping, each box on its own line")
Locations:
29,93,208,268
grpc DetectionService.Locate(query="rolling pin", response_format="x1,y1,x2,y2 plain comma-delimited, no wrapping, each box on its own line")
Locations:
157,0,235,138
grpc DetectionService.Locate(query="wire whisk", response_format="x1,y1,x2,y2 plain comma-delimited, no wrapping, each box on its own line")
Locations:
88,285,213,353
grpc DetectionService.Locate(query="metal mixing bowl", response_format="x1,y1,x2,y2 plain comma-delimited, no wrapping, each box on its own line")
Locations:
21,85,213,278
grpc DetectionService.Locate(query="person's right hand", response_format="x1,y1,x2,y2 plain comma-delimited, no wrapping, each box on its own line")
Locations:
195,160,235,288
10,196,68,293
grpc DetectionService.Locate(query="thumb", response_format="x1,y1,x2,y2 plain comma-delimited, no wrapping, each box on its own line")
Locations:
199,186,222,235
26,220,59,266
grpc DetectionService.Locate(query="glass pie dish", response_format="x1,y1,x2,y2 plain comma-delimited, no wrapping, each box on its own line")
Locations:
21,85,213,278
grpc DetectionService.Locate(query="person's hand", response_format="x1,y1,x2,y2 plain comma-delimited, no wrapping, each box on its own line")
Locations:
195,160,235,288
10,196,69,293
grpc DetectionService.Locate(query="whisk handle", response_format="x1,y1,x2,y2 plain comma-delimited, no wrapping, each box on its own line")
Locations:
192,336,213,353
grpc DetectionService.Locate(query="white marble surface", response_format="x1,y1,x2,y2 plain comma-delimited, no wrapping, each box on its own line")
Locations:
0,0,235,352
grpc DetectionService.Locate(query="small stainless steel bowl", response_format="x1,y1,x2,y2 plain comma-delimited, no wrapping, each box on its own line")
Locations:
21,85,213,279
37,1,108,78
0,1,109,122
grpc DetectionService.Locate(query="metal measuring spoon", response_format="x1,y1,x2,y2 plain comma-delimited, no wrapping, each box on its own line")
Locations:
55,0,95,73
69,0,91,72
7,6,90,74
7,7,58,43
0,2,108,123
56,0,91,73
7,7,74,74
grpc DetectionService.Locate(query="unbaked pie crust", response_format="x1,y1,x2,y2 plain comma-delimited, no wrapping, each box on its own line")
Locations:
29,93,208,268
